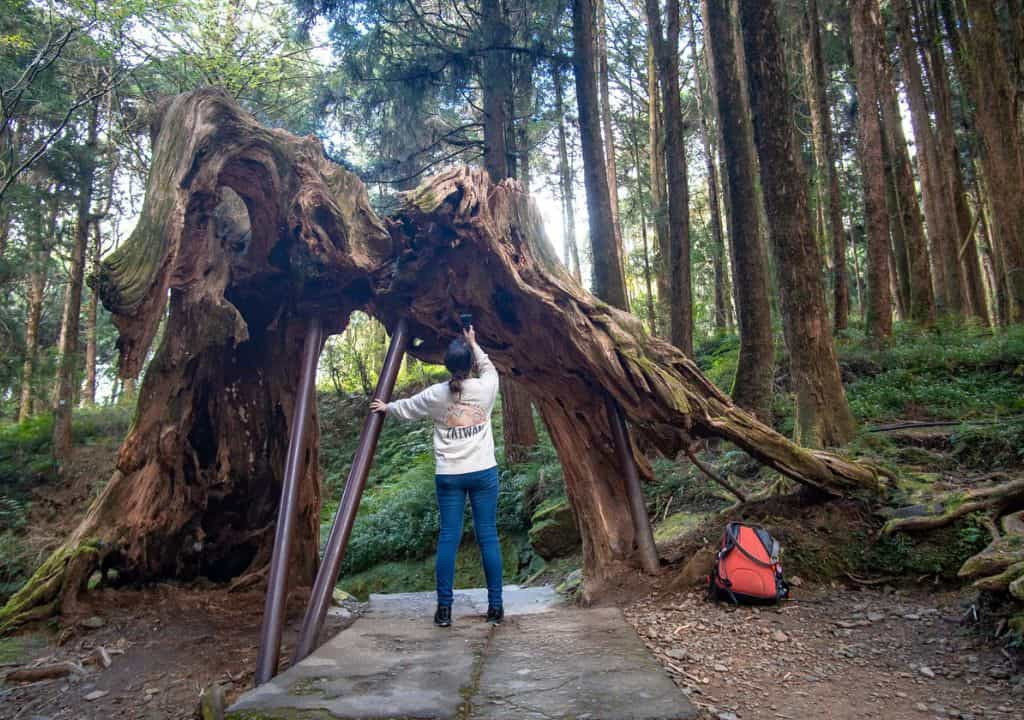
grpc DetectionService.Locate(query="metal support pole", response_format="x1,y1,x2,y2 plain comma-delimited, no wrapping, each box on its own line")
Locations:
604,395,660,575
292,317,410,663
255,317,323,686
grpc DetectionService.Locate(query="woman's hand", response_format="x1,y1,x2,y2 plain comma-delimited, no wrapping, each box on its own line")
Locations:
463,325,476,346
369,399,388,414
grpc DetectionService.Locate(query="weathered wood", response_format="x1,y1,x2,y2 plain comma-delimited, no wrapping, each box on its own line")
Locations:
882,479,1024,535
2,90,886,624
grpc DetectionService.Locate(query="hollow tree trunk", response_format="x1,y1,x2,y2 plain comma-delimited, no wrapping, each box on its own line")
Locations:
736,0,856,447
0,89,392,631
2,90,885,627
851,0,893,341
703,0,773,422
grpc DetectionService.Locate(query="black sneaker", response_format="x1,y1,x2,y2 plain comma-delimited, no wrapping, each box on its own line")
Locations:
434,605,452,627
486,606,504,625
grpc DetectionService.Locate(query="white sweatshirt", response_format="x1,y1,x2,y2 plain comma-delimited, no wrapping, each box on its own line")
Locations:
386,343,500,475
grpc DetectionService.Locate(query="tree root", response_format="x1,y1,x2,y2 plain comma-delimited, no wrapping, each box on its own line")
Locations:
0,541,100,634
881,479,1024,535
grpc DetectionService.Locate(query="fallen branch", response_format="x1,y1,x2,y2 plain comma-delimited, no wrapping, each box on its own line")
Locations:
5,660,85,683
682,444,747,503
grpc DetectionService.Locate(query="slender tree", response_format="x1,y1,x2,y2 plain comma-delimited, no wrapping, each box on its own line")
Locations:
850,0,893,340
800,0,851,330
736,0,856,446
948,0,1024,321
554,62,582,282
573,0,629,309
596,0,624,270
646,37,670,330
703,0,773,421
645,0,693,354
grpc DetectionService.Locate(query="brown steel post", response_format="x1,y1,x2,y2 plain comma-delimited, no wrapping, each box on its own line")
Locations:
605,395,660,575
292,317,410,663
254,317,324,686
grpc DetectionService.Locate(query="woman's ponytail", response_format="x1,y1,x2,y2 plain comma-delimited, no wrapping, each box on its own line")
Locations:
445,338,474,398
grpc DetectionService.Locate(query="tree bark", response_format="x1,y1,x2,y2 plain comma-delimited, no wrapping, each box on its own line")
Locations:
647,38,670,331
53,99,100,460
18,248,49,423
645,0,693,355
883,145,911,320
82,222,102,406
800,0,851,331
703,0,773,422
877,37,935,326
554,64,582,283
894,0,962,316
851,0,893,340
1,90,886,628
596,0,624,271
736,0,856,446
685,1,727,334
573,0,630,310
951,0,1024,322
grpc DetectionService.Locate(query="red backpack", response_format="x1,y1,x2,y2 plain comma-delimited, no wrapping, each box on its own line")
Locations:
708,522,789,604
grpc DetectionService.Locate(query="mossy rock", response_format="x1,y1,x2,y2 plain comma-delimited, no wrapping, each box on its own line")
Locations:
528,498,580,559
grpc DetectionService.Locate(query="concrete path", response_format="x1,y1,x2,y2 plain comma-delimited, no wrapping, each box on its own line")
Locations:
228,586,697,720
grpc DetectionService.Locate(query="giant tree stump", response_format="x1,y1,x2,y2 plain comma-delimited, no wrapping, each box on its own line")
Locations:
1,89,884,629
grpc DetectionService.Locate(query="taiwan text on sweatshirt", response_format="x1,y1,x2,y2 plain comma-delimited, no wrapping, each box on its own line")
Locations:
386,344,499,474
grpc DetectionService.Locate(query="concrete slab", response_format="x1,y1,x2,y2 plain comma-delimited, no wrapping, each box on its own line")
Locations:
228,587,696,720
367,584,562,620
473,608,697,720
227,617,490,719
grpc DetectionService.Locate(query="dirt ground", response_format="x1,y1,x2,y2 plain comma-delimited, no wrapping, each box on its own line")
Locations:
0,585,355,720
627,583,1023,720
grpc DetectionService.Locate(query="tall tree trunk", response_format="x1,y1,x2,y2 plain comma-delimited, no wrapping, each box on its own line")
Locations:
945,0,1024,321
647,38,670,331
622,50,658,332
851,0,893,340
645,0,693,355
685,1,727,333
894,0,963,316
883,144,911,320
703,0,773,422
82,222,102,406
18,251,49,423
1,92,888,630
482,2,537,463
554,64,582,282
596,0,624,271
800,0,851,331
877,38,935,325
736,0,856,446
53,100,100,461
573,0,629,309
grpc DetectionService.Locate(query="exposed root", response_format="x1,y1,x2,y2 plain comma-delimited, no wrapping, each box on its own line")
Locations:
881,479,1024,535
0,541,100,634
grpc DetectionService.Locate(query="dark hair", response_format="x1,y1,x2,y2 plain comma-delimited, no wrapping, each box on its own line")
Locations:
445,338,473,395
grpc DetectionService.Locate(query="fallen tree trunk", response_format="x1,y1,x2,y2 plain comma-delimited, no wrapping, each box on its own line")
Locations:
2,90,885,628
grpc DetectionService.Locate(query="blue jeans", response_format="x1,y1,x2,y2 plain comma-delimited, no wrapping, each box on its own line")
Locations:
435,466,503,610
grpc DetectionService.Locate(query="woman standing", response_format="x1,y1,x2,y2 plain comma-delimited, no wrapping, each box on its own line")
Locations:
370,325,504,627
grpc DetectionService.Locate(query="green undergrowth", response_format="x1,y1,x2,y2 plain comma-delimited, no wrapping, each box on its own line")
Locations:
0,407,131,603
338,534,529,600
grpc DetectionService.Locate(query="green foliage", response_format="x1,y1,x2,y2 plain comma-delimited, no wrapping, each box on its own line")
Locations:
951,419,1024,469
857,515,991,579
